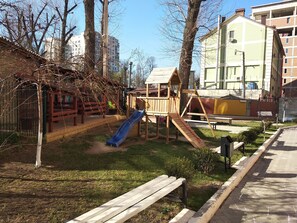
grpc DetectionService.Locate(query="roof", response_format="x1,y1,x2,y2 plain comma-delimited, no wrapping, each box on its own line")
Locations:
0,36,46,63
199,14,285,56
145,67,181,85
252,0,296,9
201,14,275,42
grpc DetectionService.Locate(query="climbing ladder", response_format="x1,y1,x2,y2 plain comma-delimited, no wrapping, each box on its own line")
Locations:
170,113,205,148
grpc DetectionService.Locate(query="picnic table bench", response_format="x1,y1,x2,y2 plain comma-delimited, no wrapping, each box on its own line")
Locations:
184,119,217,130
68,175,187,223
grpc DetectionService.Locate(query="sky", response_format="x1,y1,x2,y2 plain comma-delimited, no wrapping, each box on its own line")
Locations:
75,0,283,73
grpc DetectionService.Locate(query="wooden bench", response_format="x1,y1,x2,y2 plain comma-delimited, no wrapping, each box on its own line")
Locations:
184,119,217,130
67,175,186,223
210,116,232,125
212,141,245,155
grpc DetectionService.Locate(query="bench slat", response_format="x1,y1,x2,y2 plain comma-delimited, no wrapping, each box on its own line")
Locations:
68,175,172,223
169,208,196,223
212,141,244,154
105,178,186,223
184,119,217,124
187,112,205,116
87,176,178,222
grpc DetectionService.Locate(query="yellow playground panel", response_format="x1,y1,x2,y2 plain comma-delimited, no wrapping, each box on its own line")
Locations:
214,99,246,116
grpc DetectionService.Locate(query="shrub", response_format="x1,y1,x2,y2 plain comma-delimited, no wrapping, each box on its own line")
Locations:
237,130,257,144
164,157,195,180
192,148,220,174
250,126,263,135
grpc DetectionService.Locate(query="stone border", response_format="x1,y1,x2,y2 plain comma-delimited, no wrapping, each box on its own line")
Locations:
188,128,283,223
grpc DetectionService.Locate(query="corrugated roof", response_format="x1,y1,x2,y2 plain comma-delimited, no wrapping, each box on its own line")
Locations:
145,67,180,84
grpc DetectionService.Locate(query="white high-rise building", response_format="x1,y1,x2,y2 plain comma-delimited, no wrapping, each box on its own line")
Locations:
44,32,120,73
44,38,61,61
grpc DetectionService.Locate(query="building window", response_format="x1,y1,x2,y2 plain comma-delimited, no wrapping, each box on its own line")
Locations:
284,68,287,74
284,79,287,84
285,58,288,63
229,30,234,42
285,48,289,54
286,38,289,44
287,17,290,24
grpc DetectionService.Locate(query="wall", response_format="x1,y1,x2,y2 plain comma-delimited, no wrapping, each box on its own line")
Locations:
214,99,246,115
190,97,277,117
250,100,278,117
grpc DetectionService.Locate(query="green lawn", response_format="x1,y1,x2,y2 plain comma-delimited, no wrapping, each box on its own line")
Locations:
0,120,281,222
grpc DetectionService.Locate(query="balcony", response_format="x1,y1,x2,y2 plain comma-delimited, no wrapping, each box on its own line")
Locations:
269,15,296,27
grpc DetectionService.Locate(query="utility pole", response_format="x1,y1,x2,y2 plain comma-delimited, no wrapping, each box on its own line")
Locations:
102,0,109,78
235,49,246,99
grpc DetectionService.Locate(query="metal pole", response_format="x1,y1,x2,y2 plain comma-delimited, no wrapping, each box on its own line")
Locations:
242,52,246,99
129,62,133,88
102,0,109,78
215,15,221,89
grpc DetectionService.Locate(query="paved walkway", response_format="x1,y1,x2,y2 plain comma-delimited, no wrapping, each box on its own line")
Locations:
211,126,297,222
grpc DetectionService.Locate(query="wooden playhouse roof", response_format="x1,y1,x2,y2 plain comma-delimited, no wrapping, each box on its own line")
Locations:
145,67,181,85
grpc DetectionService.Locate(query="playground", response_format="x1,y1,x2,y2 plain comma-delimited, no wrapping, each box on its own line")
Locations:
0,116,278,222
0,68,284,222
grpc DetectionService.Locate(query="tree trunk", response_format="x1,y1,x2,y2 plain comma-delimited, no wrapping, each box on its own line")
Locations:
35,82,43,168
59,0,68,63
83,0,95,73
179,0,202,110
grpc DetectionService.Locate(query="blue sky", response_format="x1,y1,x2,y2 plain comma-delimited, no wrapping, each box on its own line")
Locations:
75,0,281,72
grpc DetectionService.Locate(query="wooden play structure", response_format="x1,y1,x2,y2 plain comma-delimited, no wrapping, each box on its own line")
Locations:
181,87,215,137
136,67,205,148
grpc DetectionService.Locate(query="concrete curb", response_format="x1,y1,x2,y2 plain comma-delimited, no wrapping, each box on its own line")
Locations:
188,127,283,223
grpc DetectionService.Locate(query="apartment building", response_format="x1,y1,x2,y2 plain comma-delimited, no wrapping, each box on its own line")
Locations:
251,0,297,97
44,32,120,73
199,9,284,100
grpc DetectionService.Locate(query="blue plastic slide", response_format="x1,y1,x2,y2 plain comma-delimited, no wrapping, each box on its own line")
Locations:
106,110,145,147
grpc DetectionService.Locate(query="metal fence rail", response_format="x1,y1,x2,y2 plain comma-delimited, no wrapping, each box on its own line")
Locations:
0,80,38,144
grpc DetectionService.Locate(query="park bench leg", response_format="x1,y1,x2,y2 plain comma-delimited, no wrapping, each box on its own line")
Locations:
182,180,187,206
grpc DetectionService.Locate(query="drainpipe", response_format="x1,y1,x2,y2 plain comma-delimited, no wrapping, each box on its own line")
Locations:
215,15,221,89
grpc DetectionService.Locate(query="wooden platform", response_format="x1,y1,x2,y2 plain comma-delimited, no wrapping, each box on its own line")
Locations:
46,115,125,143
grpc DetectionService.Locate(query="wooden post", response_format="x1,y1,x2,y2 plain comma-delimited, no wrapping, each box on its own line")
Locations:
73,96,77,126
145,114,148,141
166,115,170,144
182,180,188,206
127,94,130,117
48,92,53,133
156,116,159,138
138,120,141,136
181,95,193,117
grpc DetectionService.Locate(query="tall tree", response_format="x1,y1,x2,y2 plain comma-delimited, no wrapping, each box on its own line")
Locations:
55,0,77,63
0,1,55,54
84,0,95,73
160,0,221,108
179,0,203,108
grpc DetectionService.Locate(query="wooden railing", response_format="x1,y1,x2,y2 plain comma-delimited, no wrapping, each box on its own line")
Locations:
137,97,180,115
